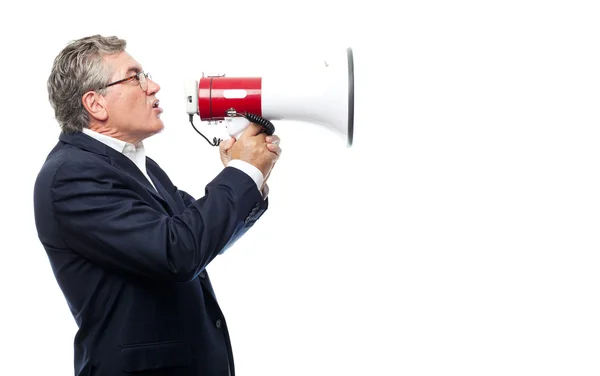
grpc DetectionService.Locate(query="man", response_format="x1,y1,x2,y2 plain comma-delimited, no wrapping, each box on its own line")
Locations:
33,34,281,376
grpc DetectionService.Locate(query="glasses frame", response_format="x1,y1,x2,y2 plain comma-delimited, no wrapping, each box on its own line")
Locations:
100,71,151,91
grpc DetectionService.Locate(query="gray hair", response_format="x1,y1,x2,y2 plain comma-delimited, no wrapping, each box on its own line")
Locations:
47,35,127,133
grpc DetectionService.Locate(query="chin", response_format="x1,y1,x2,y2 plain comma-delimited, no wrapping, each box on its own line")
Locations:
139,123,164,140
151,121,165,134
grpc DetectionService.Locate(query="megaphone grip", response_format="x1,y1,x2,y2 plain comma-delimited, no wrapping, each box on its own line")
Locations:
243,112,275,136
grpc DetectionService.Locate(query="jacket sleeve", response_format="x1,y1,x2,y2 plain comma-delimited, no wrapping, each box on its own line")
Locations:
178,189,197,207
50,161,267,282
176,187,268,256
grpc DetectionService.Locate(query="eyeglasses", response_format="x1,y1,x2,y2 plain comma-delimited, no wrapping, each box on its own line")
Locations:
100,71,151,91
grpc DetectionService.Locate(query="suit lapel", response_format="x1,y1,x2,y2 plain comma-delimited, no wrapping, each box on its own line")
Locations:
147,170,178,215
106,150,169,206
59,131,171,210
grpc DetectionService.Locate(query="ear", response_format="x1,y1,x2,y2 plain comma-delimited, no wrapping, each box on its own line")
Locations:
82,91,108,121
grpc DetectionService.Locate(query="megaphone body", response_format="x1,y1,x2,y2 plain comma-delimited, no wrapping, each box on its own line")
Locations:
184,47,355,147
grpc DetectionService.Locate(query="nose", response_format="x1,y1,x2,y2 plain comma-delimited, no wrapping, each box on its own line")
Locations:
147,77,160,94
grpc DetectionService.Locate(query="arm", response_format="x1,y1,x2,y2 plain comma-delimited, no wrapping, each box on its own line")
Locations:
51,161,267,282
177,189,198,207
176,186,268,256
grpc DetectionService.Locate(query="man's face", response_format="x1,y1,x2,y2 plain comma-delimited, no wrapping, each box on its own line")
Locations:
102,51,163,142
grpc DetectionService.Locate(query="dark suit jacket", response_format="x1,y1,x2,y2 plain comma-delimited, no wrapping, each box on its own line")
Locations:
33,131,268,376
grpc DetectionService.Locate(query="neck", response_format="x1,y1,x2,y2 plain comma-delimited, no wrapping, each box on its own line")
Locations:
87,124,144,145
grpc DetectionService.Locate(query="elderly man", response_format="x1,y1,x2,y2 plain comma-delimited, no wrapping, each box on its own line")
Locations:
33,35,281,376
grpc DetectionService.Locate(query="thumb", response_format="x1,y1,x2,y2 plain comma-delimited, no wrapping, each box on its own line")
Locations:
220,137,235,153
240,122,262,138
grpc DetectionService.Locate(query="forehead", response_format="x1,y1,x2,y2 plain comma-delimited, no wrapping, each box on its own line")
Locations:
103,51,143,79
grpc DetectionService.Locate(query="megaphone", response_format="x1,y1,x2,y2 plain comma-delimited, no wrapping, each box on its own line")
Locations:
184,47,355,147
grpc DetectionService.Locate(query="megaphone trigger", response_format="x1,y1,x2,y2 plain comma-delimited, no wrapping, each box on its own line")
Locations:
224,116,248,140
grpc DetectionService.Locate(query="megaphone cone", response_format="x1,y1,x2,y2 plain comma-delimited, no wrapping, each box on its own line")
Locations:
184,48,355,147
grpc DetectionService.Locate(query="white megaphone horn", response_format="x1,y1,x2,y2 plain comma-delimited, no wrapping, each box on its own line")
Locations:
184,47,355,147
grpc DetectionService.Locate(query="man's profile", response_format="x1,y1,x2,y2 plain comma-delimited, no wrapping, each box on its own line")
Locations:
33,34,281,376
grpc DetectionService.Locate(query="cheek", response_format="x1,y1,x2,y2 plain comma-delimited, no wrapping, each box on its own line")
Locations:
118,95,144,119
107,92,151,126
135,96,151,118
108,94,133,116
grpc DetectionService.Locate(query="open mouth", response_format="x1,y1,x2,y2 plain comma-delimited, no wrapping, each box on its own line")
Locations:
152,100,163,114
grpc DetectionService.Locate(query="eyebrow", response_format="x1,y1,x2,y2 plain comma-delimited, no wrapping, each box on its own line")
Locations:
125,66,142,76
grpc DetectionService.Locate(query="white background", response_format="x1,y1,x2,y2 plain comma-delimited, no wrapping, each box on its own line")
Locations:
1,1,600,375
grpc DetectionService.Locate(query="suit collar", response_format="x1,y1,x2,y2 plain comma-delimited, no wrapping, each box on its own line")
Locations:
59,131,170,209
81,127,130,153
59,130,110,156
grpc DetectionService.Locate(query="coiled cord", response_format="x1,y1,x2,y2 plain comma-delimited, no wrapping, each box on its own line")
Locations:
189,112,276,147
241,112,275,136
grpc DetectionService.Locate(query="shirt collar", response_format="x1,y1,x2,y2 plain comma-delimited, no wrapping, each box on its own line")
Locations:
82,128,145,155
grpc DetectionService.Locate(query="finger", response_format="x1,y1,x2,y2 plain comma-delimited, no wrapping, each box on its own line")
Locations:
265,135,280,145
266,143,282,155
241,122,263,138
219,137,235,152
225,137,235,149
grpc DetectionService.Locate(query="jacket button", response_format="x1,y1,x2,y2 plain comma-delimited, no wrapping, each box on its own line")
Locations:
215,319,222,329
199,272,206,279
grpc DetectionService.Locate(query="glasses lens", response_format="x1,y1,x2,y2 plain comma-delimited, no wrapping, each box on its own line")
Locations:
139,72,148,91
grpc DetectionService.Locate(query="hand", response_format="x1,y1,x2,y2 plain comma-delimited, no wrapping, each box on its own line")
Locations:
262,134,281,187
219,137,236,167
227,123,281,178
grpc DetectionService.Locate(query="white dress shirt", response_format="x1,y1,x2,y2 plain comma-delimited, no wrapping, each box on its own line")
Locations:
81,128,266,196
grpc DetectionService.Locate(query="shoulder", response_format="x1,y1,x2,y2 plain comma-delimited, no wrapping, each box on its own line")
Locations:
35,143,113,193
40,143,106,172
34,144,109,215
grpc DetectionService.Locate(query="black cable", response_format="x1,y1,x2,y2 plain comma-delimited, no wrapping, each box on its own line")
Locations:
241,112,275,136
189,114,222,146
